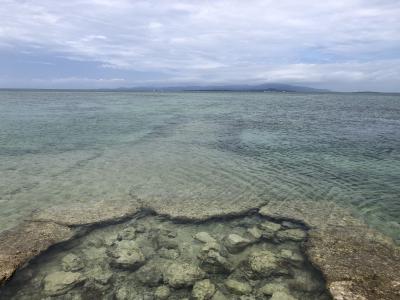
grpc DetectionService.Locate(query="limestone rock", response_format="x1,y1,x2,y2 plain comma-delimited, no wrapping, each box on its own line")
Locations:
0,221,75,286
201,241,224,255
43,271,85,296
134,224,147,234
224,234,251,253
289,270,322,293
117,227,136,241
164,262,206,288
155,235,179,250
211,290,229,300
270,291,297,300
154,285,171,300
248,250,285,277
199,244,232,274
107,240,145,270
194,232,217,244
225,279,252,295
247,227,262,240
31,200,141,226
282,221,300,229
258,282,289,296
239,296,256,300
158,228,177,238
192,279,216,300
276,229,306,242
115,286,131,300
328,281,368,300
307,226,400,300
260,200,400,300
87,267,113,285
279,249,304,267
61,253,84,272
158,247,180,259
258,221,281,238
135,260,164,287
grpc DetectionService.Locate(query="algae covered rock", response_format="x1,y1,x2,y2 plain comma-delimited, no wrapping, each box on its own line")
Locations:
194,232,217,244
192,279,216,300
31,200,141,227
224,279,252,295
247,226,262,240
211,290,229,300
154,285,171,300
164,262,206,288
114,286,131,300
279,249,304,267
288,270,323,293
158,247,180,259
62,253,84,272
199,249,232,274
107,240,145,270
117,227,136,241
276,229,306,242
135,260,164,286
87,267,113,286
224,234,251,253
0,221,75,286
43,271,85,296
258,282,289,296
155,234,179,250
248,250,285,277
201,241,225,254
259,221,281,238
270,291,297,300
198,242,232,274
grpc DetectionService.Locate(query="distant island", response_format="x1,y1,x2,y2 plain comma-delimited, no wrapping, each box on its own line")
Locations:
116,83,330,93
0,84,328,92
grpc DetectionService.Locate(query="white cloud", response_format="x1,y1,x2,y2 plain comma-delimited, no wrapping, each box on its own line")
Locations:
0,0,399,90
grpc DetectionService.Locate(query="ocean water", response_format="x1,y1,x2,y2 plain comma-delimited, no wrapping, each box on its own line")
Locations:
0,91,399,241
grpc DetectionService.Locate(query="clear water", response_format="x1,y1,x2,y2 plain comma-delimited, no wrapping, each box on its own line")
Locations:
0,214,331,300
0,91,399,241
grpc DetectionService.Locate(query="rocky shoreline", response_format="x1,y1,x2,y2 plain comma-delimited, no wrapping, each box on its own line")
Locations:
0,199,399,299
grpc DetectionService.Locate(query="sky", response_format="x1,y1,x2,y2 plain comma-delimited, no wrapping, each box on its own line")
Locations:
0,0,400,91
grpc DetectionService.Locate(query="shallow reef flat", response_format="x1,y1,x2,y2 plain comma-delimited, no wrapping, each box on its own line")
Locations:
1,210,328,299
0,199,399,300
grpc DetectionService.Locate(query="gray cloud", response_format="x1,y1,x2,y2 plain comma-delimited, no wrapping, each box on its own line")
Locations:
0,0,400,91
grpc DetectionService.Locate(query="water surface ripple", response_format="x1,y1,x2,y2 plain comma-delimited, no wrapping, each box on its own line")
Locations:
0,91,399,241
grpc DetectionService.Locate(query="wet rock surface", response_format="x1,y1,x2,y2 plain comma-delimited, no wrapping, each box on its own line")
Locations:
307,225,400,300
61,253,84,272
43,271,85,296
164,262,206,288
261,200,400,300
225,278,252,295
107,240,146,270
224,234,251,253
247,249,286,277
192,279,216,300
0,221,75,286
1,199,398,300
30,200,142,226
0,213,329,300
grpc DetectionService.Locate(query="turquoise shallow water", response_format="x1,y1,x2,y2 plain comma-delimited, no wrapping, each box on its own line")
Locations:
0,91,399,241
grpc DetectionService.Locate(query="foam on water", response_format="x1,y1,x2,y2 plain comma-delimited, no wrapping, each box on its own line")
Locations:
0,91,399,241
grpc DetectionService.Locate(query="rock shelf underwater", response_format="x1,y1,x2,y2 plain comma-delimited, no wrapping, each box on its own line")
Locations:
0,199,399,300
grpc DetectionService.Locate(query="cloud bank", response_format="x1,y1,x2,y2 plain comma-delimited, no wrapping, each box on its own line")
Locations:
0,0,400,91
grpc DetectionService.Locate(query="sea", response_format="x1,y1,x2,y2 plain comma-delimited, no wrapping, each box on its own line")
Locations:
0,90,399,241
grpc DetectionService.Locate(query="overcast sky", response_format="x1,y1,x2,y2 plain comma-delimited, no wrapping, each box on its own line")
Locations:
1,0,400,91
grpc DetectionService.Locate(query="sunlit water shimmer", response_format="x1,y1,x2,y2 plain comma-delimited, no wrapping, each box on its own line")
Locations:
0,91,399,242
